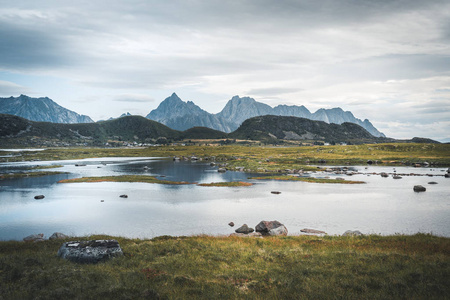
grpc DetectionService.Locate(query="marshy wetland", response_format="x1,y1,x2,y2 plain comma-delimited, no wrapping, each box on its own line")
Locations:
1,143,449,299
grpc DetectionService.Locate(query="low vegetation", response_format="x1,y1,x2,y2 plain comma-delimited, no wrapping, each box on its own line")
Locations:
249,175,366,184
57,175,192,185
0,171,67,180
0,234,448,299
197,181,253,187
2,143,449,167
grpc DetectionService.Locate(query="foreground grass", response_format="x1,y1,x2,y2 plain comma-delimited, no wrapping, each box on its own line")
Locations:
0,234,448,299
249,175,366,184
58,175,192,185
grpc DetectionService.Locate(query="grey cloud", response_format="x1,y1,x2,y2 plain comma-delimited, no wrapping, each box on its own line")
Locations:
246,87,302,96
112,94,155,103
0,21,69,70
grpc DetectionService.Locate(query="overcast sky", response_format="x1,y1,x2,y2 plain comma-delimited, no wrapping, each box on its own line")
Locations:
0,0,449,141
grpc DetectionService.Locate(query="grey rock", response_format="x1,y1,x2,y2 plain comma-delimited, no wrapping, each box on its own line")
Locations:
49,232,69,240
235,224,254,234
343,230,363,236
380,172,389,178
228,222,235,227
413,185,426,192
255,220,285,235
428,182,438,184
393,175,402,179
34,195,45,199
57,240,123,264
268,225,288,236
119,194,128,198
271,191,281,194
218,168,227,173
23,233,44,242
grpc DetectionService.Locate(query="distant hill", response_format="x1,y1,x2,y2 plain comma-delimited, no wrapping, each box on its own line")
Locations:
0,95,93,123
0,114,179,146
0,114,437,147
146,94,385,137
229,115,387,144
179,127,228,140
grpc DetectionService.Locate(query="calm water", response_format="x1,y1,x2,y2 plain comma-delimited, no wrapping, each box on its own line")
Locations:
1,157,449,240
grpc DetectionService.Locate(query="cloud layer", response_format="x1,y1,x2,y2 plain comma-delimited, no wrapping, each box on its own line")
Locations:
0,0,449,140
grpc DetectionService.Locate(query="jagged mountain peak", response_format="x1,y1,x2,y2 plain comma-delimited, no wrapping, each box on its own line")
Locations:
0,95,94,124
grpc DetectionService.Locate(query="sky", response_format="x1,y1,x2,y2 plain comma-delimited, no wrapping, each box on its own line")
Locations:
0,0,449,141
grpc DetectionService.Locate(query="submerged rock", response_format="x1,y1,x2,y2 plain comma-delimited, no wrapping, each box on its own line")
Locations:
235,224,254,234
413,185,426,192
57,240,123,264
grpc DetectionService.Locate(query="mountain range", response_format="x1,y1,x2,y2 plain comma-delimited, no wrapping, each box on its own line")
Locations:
146,93,385,137
0,95,93,123
1,93,384,137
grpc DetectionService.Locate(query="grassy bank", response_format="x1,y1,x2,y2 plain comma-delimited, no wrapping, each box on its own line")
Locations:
58,175,192,185
0,234,448,299
249,175,366,184
1,143,449,169
0,171,67,180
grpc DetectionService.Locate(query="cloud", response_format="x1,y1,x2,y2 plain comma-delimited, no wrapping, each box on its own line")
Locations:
112,94,155,103
0,80,31,95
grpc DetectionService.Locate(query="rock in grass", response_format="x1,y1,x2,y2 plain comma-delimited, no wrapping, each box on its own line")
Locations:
343,230,363,236
49,232,69,240
269,225,288,236
255,220,287,236
23,233,45,242
58,240,123,264
235,224,254,234
413,185,426,192
34,195,45,200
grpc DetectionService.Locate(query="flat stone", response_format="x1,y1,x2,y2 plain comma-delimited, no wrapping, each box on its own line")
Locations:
230,232,262,238
57,239,123,264
300,228,326,234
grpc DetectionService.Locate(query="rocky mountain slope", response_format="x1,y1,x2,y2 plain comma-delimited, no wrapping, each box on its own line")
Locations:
146,94,385,137
0,95,93,123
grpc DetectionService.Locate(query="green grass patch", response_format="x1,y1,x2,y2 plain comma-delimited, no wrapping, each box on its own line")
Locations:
250,175,365,184
58,175,193,185
197,181,253,187
0,234,448,299
0,171,67,180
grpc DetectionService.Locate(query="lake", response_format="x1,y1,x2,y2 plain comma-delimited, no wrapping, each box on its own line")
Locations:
1,157,449,240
